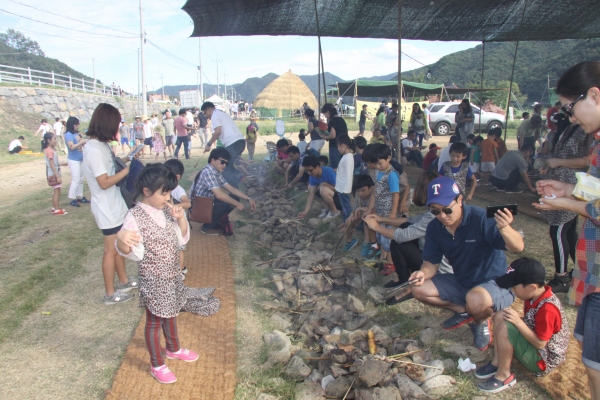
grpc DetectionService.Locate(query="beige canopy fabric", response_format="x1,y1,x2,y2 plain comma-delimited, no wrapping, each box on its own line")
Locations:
254,70,318,118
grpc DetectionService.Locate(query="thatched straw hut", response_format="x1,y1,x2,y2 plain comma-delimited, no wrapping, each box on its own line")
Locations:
254,70,318,118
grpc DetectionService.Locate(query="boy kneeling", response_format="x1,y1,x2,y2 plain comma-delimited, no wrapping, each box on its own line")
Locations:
476,257,569,393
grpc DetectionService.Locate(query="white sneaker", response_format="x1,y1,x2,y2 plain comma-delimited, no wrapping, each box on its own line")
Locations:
317,209,329,219
323,211,341,220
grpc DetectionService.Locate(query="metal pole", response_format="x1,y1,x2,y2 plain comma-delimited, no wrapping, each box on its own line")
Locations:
317,40,321,107
139,0,147,116
92,58,96,93
397,0,402,162
213,59,221,97
503,0,528,142
161,73,165,99
479,41,485,133
313,0,327,104
198,38,203,104
137,48,140,113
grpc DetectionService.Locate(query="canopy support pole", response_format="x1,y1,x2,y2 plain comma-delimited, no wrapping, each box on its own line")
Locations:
503,0,528,142
397,0,402,162
314,0,327,104
317,40,321,107
479,41,485,133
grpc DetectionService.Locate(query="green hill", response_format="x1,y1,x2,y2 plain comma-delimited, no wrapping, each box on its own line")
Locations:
398,39,600,105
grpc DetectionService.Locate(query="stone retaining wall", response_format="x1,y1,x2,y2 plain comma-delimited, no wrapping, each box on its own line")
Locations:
0,86,166,121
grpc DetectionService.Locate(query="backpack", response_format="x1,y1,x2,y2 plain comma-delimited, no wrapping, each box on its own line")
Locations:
219,213,234,237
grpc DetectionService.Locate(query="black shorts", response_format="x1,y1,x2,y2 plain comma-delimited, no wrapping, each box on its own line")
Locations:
101,224,123,236
289,165,309,183
144,138,153,146
315,189,342,211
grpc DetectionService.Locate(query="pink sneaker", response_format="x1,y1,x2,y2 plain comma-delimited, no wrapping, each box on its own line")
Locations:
150,365,177,384
165,348,199,362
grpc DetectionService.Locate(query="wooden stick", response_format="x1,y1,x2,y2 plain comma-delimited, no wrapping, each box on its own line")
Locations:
342,377,356,400
392,360,442,369
252,302,309,315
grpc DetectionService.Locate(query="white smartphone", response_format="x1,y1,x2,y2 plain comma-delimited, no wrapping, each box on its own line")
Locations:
128,144,144,161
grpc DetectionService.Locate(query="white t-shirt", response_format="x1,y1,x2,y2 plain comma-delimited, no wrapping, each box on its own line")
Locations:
53,122,63,136
151,117,158,128
335,153,353,194
185,111,194,125
143,122,153,139
82,139,128,229
297,141,307,154
232,103,239,113
171,185,187,203
38,124,51,134
438,146,451,167
8,139,22,151
210,109,244,147
401,138,413,155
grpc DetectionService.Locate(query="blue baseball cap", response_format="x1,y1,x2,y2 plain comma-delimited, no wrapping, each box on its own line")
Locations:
426,177,461,207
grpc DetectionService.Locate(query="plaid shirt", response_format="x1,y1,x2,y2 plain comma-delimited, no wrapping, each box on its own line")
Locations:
570,140,600,306
191,164,227,199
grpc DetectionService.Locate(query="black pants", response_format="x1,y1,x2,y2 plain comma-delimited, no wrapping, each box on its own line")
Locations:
203,196,238,230
390,223,423,283
9,146,22,154
174,136,189,159
223,139,246,188
490,168,522,191
549,217,578,274
407,150,424,168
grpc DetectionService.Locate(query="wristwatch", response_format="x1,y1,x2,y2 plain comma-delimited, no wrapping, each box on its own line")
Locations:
247,196,252,200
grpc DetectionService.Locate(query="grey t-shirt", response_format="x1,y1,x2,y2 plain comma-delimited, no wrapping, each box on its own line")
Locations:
162,118,175,136
491,150,527,180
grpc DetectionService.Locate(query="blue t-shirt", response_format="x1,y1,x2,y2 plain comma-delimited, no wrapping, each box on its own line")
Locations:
422,205,507,288
377,169,400,193
439,163,473,180
309,166,336,187
64,131,83,162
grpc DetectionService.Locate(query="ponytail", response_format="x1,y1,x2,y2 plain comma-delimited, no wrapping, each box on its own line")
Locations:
336,133,355,153
41,132,54,150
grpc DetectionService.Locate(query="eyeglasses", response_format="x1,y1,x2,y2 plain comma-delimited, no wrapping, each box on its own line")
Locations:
218,159,229,166
430,201,457,216
561,93,585,117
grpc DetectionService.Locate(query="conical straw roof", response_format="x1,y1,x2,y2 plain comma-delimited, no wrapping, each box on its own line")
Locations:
254,70,318,111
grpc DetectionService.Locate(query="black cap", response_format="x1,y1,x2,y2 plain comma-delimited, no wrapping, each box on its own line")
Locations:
495,257,546,289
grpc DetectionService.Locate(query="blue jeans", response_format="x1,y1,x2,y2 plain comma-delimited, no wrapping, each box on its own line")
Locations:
174,136,189,159
329,145,341,170
338,193,352,223
417,132,424,147
574,292,600,371
222,139,246,188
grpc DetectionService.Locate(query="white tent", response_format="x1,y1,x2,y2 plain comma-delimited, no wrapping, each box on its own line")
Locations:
205,94,224,104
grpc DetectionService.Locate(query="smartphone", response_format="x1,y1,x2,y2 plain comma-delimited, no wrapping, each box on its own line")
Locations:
128,144,144,160
486,204,518,218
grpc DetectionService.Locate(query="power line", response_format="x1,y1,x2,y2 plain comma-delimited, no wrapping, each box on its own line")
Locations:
0,8,137,38
159,0,191,23
142,9,185,39
7,0,137,36
146,39,196,68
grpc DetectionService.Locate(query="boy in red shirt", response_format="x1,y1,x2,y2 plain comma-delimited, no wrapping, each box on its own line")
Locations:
476,257,569,393
479,131,499,183
422,143,441,171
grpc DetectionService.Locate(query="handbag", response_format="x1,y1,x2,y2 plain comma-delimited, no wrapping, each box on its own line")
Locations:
189,170,214,224
108,144,134,208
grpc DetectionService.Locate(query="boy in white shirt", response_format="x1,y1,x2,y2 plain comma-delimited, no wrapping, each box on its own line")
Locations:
336,134,356,241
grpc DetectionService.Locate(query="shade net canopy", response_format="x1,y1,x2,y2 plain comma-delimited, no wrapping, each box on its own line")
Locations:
182,0,600,42
333,80,500,98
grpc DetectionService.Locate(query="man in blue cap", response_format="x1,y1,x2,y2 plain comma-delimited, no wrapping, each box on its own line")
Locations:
409,176,525,350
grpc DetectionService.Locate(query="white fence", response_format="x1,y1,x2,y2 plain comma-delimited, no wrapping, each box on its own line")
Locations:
0,64,138,99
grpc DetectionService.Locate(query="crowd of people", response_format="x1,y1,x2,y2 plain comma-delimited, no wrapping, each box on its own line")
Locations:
14,61,599,394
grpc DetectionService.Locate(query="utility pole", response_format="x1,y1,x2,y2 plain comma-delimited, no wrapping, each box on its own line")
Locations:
224,72,228,101
161,72,165,100
139,0,147,116
198,38,203,105
92,58,96,93
213,59,222,97
137,48,140,113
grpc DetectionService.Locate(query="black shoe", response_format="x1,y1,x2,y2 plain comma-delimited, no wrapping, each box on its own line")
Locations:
386,293,413,305
548,273,571,293
383,280,401,288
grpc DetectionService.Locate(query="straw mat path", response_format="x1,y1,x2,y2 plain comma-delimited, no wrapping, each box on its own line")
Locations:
106,232,237,400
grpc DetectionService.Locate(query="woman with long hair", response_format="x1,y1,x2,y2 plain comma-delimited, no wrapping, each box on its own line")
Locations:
409,102,429,147
83,103,138,305
457,99,474,143
318,103,348,169
64,116,90,207
534,61,600,398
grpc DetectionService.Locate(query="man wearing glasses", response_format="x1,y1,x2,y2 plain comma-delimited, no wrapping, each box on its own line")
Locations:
409,176,525,351
191,148,256,235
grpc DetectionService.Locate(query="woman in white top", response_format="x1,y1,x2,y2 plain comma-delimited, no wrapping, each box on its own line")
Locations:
83,103,138,305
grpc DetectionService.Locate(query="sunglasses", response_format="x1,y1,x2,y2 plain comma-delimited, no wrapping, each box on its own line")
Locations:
218,159,229,166
561,93,585,117
430,201,457,216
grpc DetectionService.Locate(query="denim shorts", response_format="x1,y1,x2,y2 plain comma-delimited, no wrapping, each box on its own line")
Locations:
430,273,515,312
376,232,391,252
574,292,600,371
338,193,352,222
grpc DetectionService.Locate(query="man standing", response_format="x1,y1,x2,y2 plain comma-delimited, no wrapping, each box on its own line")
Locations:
201,101,246,187
191,147,256,235
409,177,524,350
162,110,175,157
133,115,144,148
174,109,191,159
489,145,537,194
52,117,66,153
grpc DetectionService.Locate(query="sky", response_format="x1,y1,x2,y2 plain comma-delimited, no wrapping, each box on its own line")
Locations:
0,0,480,97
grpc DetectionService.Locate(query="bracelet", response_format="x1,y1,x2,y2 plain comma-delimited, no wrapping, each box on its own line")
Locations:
247,197,252,200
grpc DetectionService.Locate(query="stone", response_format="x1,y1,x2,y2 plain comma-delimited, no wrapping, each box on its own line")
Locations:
391,339,420,355
345,315,369,331
256,394,277,400
367,286,386,304
329,349,347,364
306,369,323,384
347,294,365,314
284,356,312,381
266,377,286,387
0,88,13,96
357,356,389,387
297,274,325,296
419,327,439,346
307,218,321,228
421,375,457,396
405,364,427,383
33,104,44,113
391,373,433,400
270,313,293,331
406,344,430,364
373,386,402,400
281,241,295,249
237,224,254,234
442,344,485,363
295,380,326,400
263,330,291,351
360,267,376,289
424,360,445,380
260,232,274,246
294,349,312,363
13,89,26,98
272,274,284,292
265,348,291,367
273,208,287,218
340,329,365,345
371,325,392,346
441,358,456,372
314,325,330,336
329,364,348,378
323,334,340,344
325,376,351,398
